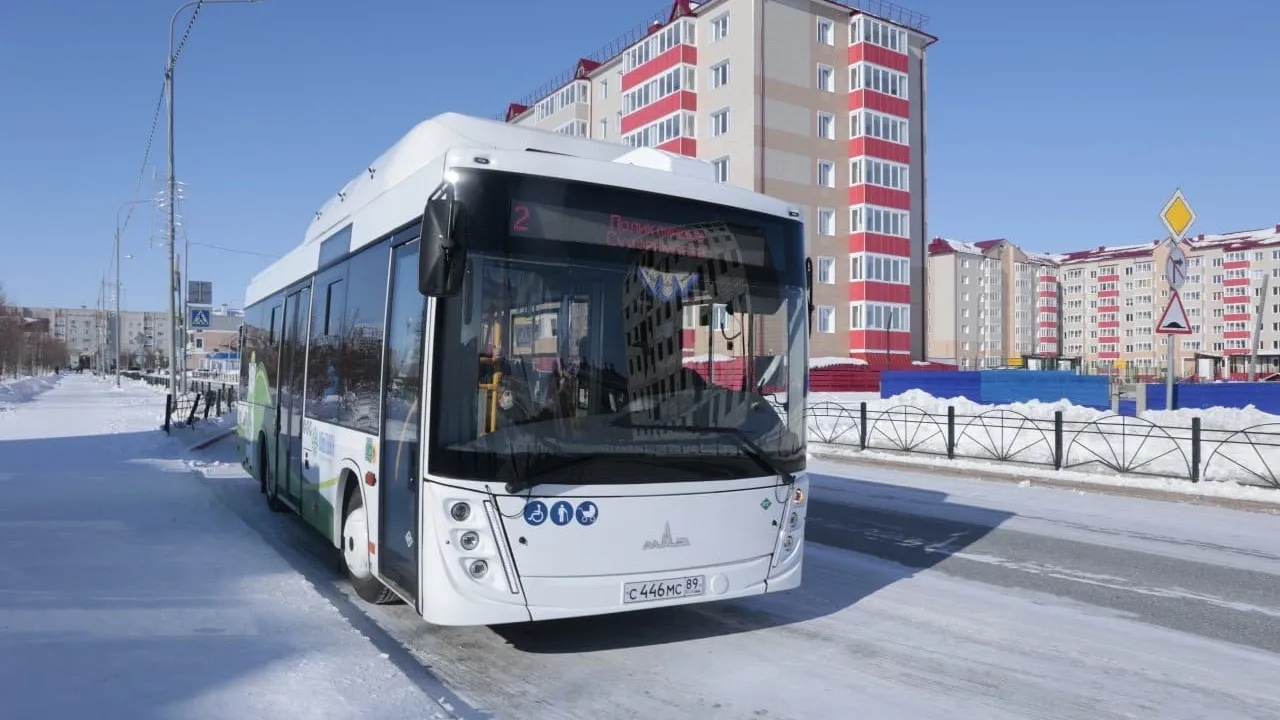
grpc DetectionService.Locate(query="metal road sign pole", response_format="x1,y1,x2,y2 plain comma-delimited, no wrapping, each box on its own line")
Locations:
1159,189,1196,410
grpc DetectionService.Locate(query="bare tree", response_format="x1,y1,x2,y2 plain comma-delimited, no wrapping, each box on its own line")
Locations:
0,282,70,377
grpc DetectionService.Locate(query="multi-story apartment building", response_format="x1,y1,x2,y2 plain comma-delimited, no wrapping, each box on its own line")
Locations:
927,223,1280,379
23,306,172,368
502,0,935,366
925,238,1059,368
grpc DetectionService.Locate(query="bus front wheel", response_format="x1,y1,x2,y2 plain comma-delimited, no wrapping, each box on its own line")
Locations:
342,489,398,605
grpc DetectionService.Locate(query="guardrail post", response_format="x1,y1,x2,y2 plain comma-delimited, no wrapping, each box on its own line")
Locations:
164,394,173,434
858,402,868,450
1053,410,1064,470
186,393,202,425
203,393,212,420
1190,417,1201,483
946,405,955,458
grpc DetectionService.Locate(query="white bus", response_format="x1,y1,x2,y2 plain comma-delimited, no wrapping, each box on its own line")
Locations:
237,112,811,626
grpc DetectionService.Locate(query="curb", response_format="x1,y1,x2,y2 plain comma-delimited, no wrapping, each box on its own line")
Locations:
186,428,235,453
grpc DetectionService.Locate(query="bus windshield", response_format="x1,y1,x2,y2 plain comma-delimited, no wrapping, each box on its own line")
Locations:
427,169,807,487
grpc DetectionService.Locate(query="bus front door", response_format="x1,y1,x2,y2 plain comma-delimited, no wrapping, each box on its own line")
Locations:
276,286,308,507
378,239,425,604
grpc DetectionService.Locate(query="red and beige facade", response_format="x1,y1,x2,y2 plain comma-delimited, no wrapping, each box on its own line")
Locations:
927,223,1280,379
503,0,935,366
925,239,1059,369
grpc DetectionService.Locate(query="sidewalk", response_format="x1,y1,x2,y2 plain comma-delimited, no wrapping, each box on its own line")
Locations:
0,375,459,720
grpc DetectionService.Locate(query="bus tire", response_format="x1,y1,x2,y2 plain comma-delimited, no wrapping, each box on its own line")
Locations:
262,442,285,513
342,489,398,605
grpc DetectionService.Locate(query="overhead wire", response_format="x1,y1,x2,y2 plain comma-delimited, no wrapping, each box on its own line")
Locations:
105,1,208,308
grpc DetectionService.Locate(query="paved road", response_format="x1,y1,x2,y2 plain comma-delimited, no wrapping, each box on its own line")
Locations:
804,469,1280,654
195,445,1280,720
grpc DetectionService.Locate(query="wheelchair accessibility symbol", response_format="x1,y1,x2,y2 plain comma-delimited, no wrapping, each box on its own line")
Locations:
523,500,548,526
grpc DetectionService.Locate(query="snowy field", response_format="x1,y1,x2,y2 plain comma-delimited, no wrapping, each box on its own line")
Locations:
3,374,1280,719
796,389,1280,493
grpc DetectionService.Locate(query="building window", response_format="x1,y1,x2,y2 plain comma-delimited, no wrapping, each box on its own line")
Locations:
849,301,910,331
816,18,834,45
710,108,730,137
597,118,608,139
710,12,729,42
598,78,608,99
849,204,909,238
850,16,907,53
816,160,835,187
711,156,729,183
849,109,908,144
534,81,589,121
817,256,835,284
817,208,836,235
818,305,835,333
816,111,835,140
623,65,697,115
849,62,908,100
710,60,729,88
849,253,909,283
849,157,909,191
817,63,835,92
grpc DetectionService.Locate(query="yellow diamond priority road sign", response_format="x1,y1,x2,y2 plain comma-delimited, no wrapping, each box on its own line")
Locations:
1160,189,1196,241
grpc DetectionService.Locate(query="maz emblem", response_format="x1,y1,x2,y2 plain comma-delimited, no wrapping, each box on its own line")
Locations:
643,522,690,550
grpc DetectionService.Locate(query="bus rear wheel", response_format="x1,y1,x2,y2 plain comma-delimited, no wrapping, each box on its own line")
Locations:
342,489,398,605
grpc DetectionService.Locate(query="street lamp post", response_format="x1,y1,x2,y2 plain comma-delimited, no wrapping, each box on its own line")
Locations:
164,0,263,397
115,199,149,387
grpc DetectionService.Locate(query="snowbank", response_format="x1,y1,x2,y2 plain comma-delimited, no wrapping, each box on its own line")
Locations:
803,390,1280,490
0,374,60,411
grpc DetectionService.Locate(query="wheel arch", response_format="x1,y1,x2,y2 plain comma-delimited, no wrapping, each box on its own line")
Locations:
334,459,367,547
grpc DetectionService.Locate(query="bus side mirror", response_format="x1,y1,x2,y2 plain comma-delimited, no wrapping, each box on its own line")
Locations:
419,181,467,297
804,258,815,337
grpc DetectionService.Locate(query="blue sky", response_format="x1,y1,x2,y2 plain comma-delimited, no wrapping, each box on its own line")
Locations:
1,0,1276,311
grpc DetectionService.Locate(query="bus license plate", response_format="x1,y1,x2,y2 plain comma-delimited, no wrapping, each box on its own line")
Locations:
622,575,706,604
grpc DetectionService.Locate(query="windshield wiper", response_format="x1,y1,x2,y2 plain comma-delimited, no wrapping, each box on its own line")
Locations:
626,423,795,484
502,452,597,495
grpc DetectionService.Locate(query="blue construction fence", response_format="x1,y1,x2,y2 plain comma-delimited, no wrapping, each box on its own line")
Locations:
878,369,1280,414
881,370,1112,409
1145,382,1280,413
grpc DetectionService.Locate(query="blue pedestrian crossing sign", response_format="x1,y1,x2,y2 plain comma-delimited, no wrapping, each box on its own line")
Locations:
189,308,212,329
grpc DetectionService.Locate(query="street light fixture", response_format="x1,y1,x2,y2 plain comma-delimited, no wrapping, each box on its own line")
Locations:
165,0,264,398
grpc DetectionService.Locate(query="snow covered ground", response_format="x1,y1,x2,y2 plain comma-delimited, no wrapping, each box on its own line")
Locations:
0,375,460,719
4,375,1280,719
0,373,60,411
799,390,1280,491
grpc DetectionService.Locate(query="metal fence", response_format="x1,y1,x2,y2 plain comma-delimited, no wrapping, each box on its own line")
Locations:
801,400,1280,490
120,371,238,434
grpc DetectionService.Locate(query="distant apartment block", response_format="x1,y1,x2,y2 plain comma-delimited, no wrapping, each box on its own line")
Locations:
925,239,1058,369
927,223,1280,379
501,0,936,366
22,306,173,367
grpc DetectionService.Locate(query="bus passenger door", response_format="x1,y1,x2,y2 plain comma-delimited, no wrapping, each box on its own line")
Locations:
277,287,308,506
378,240,425,604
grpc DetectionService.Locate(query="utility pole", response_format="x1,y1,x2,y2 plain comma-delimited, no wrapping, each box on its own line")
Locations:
164,0,263,397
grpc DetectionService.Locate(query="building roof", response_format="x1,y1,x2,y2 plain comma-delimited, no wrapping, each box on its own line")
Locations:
933,223,1280,268
503,0,932,121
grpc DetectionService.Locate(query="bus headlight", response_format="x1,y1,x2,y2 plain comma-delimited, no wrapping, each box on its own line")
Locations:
449,502,471,522
788,511,800,530
782,534,796,552
468,559,488,578
459,530,480,551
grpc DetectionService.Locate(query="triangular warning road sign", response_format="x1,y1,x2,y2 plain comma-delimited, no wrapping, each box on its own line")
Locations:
1156,291,1192,334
